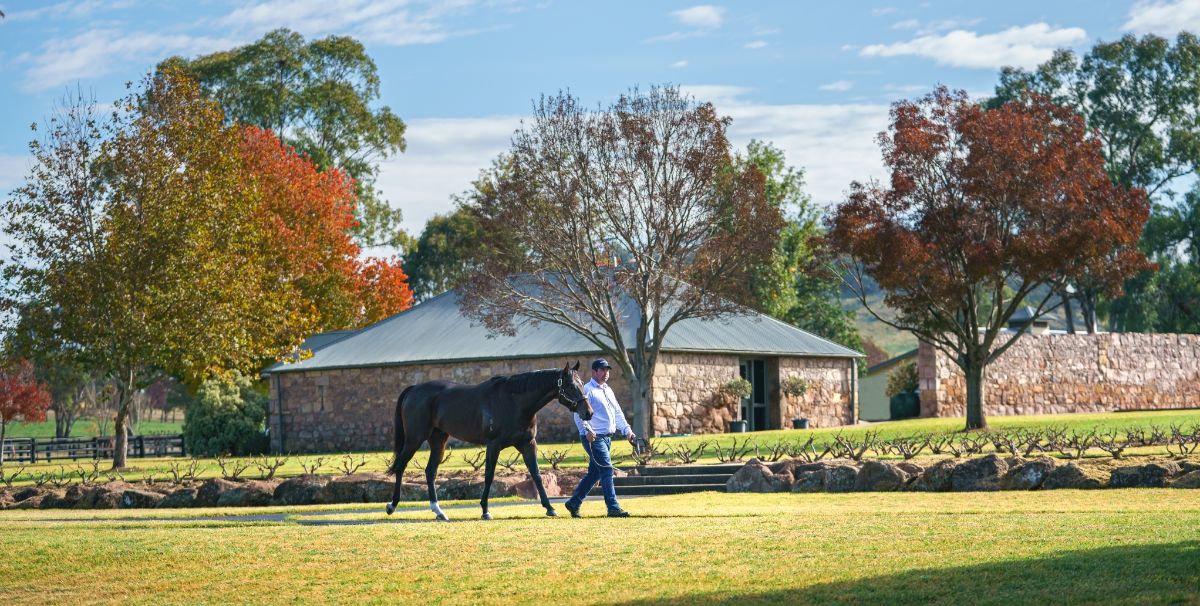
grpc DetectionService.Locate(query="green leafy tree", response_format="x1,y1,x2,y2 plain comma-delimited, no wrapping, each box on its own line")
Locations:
2,68,291,468
3,301,92,438
162,28,410,248
736,141,864,361
992,33,1200,332
182,371,269,457
405,208,482,301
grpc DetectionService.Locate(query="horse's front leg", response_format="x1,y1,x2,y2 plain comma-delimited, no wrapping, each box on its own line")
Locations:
480,442,501,521
518,440,556,516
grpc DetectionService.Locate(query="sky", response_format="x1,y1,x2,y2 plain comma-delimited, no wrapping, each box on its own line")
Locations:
2,0,1199,242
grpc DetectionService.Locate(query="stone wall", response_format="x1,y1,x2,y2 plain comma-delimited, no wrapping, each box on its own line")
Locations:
780,357,858,429
919,333,1200,418
269,352,859,453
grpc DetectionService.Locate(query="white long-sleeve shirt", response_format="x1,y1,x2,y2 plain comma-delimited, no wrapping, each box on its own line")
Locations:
574,378,633,437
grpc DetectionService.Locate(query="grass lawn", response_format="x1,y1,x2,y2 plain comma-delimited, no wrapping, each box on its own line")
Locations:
0,490,1197,605
4,418,183,439
4,409,1200,485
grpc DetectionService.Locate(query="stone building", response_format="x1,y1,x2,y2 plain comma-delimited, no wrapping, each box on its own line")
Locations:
262,289,862,453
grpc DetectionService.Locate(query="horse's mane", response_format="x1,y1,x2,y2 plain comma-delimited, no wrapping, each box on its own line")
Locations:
496,368,559,395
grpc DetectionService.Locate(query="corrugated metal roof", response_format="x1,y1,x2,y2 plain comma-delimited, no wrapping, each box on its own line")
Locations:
265,288,862,374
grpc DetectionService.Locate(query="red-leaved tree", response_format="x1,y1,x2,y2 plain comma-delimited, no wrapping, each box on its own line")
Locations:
0,359,51,465
830,88,1150,430
240,126,413,332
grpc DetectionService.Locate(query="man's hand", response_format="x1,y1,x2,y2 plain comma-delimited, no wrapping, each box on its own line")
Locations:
627,432,637,444
586,429,597,442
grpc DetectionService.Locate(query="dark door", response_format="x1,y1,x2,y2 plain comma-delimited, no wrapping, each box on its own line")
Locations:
739,359,768,431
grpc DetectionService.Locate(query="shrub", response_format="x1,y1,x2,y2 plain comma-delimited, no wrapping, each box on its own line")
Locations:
719,378,752,400
781,375,809,398
885,361,919,398
183,371,269,457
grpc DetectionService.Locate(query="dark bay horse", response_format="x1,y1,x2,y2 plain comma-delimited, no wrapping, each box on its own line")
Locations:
386,362,593,521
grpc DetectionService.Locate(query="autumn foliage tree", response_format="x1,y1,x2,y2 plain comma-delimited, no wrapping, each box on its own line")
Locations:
0,359,51,465
459,86,782,437
830,87,1150,430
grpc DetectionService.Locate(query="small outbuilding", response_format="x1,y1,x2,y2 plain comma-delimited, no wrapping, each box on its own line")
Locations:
262,289,863,453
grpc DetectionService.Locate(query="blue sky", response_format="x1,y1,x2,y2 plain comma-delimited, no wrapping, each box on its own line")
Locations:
2,0,1199,238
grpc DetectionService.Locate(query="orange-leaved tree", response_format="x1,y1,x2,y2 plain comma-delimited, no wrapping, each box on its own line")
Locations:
0,359,51,465
829,87,1150,430
239,126,413,332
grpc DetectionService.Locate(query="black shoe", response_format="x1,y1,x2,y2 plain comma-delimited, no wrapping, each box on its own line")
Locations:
565,501,582,518
607,509,631,518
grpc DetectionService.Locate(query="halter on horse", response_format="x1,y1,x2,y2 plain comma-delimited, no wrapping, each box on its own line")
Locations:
386,362,593,521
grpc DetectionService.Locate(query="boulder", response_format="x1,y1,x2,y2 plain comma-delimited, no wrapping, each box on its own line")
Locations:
11,493,48,509
158,487,198,508
0,489,13,510
515,473,561,499
790,460,857,493
1110,462,1180,488
950,455,1008,492
896,462,925,479
316,474,387,504
1176,461,1200,475
194,478,242,507
909,459,958,492
1043,463,1106,490
1170,470,1200,489
273,475,330,506
854,461,909,492
1000,457,1057,491
13,486,42,502
215,480,277,507
120,488,165,509
727,459,792,493
40,485,88,509
77,482,140,509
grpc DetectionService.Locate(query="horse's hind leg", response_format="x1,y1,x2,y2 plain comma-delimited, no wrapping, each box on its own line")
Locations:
387,443,421,515
518,440,556,517
426,429,450,521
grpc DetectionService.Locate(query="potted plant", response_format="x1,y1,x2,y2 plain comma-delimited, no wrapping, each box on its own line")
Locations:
781,375,809,429
719,378,752,432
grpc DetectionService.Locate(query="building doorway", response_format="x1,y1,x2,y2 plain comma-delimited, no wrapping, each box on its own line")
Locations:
739,358,768,431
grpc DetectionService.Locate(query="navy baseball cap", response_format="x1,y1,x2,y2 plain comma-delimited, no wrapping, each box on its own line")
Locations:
591,358,611,370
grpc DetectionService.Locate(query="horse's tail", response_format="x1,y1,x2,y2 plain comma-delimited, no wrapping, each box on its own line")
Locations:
388,386,414,476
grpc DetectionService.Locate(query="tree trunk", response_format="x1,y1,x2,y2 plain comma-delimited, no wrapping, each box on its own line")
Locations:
964,361,987,430
1063,294,1076,334
629,375,654,439
0,419,7,467
112,377,133,470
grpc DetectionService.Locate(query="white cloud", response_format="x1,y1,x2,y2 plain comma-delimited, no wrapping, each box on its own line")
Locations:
819,80,854,92
19,29,237,92
671,5,725,29
860,23,1088,69
678,84,753,107
744,40,768,49
871,7,898,16
375,116,522,236
0,155,31,195
217,0,486,46
892,19,920,30
671,60,689,69
1123,0,1200,35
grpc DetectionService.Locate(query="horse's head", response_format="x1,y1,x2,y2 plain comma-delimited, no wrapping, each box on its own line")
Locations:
558,361,592,420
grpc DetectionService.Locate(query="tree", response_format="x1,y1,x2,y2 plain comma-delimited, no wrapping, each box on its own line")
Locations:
2,68,294,468
830,88,1149,430
737,141,865,365
163,28,410,248
182,371,269,457
458,86,782,437
3,301,93,438
0,359,51,465
404,209,482,301
992,33,1200,332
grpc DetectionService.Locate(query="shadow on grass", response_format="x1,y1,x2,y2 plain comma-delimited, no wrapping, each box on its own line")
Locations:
605,541,1200,606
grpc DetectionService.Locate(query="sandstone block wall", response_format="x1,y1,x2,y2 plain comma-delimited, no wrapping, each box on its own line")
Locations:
269,352,858,453
919,333,1200,418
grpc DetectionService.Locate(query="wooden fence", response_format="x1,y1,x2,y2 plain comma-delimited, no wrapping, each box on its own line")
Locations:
0,435,185,463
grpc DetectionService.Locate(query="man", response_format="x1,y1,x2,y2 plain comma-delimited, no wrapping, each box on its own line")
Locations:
563,358,637,518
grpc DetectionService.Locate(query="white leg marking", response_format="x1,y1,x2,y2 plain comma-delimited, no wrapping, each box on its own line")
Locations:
431,501,448,521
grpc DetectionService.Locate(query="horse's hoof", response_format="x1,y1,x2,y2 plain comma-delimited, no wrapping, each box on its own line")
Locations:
546,508,558,517
481,512,493,521
385,503,396,516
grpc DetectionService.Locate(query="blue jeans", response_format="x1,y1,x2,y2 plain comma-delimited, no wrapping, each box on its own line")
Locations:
566,435,620,512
